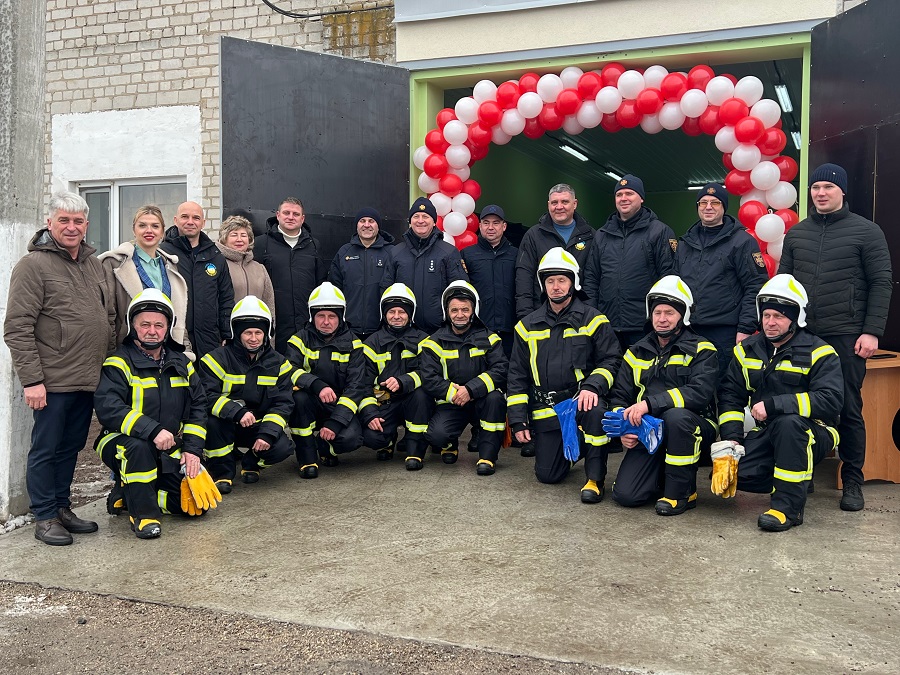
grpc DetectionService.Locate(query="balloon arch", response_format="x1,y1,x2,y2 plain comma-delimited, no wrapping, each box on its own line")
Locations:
412,63,799,276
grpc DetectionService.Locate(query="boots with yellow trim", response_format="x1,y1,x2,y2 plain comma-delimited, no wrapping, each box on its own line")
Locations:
441,442,458,465
214,478,233,494
580,479,604,504
106,481,126,515
758,506,804,532
129,516,161,540
299,463,319,479
241,469,260,484
655,492,698,516
476,459,495,476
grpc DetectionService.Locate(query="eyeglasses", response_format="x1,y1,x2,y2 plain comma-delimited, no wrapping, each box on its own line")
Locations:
698,200,723,208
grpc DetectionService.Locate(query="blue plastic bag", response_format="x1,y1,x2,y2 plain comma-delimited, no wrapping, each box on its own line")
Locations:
553,397,581,462
602,410,665,455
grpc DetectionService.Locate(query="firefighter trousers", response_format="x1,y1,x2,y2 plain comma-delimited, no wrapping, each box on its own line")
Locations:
362,388,433,450
532,402,608,485
204,417,294,481
422,390,506,462
290,390,363,467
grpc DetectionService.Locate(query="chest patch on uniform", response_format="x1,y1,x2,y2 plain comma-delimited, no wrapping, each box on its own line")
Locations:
205,263,218,277
461,259,468,273
575,241,586,251
345,255,360,261
752,252,766,268
669,239,678,253
428,259,435,272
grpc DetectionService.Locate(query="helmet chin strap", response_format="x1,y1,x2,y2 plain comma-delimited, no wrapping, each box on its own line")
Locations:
765,323,796,344
548,288,573,305
654,323,683,339
138,338,163,350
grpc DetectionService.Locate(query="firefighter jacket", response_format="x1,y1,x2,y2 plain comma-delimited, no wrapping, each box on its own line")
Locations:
507,298,620,429
94,341,208,457
358,324,430,425
285,323,367,430
198,342,294,446
717,330,844,442
609,328,717,419
419,322,508,404
328,232,396,336
461,235,518,335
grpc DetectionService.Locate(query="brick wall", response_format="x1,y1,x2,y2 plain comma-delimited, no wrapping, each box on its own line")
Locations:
44,0,395,227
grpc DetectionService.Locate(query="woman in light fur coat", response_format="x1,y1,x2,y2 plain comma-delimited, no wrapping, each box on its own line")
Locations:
99,205,193,358
216,215,276,312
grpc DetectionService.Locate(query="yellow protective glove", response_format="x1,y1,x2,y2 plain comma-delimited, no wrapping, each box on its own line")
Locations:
186,466,223,511
710,441,745,498
180,478,203,516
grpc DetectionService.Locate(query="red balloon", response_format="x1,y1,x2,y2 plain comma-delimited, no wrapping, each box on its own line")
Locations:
436,108,456,129
461,179,482,201
496,81,521,110
423,153,449,179
636,88,664,115
538,103,564,131
436,215,444,232
718,98,750,126
757,128,787,156
763,253,777,277
425,129,449,154
555,88,582,116
772,155,799,182
600,113,622,133
455,230,478,250
523,116,545,139
722,152,735,171
688,65,715,90
467,121,492,148
661,72,689,101
776,208,800,230
698,106,723,135
519,72,540,93
439,173,463,197
724,169,753,195
738,200,768,229
682,116,703,136
465,213,479,233
600,62,626,87
577,72,603,100
478,100,503,127
722,73,738,85
467,142,489,163
774,117,783,129
750,230,767,255
733,116,765,144
616,100,642,128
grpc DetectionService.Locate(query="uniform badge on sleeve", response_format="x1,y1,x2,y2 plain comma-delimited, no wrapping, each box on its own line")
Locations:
461,259,468,273
752,252,766,268
205,263,218,277
669,239,678,253
575,241,585,251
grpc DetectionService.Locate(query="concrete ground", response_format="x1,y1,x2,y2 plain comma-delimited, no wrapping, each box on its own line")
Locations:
1,446,898,674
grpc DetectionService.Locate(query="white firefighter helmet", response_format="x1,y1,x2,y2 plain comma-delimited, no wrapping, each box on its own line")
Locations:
229,295,275,341
536,247,581,291
381,283,417,322
646,275,694,325
307,281,346,322
127,288,175,334
441,280,480,320
756,273,809,327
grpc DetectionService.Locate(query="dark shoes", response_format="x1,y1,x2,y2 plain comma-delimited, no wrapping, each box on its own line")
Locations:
57,507,98,533
840,481,865,511
376,448,394,461
476,459,495,476
215,479,233,495
441,449,458,465
580,480,604,504
655,493,698,516
758,507,804,532
241,470,260,484
405,457,423,471
106,484,126,515
299,464,319,479
319,454,340,468
34,518,73,546
519,441,536,458
130,517,162,539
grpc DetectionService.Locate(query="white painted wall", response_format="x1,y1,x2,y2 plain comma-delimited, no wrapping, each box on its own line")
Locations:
51,106,203,200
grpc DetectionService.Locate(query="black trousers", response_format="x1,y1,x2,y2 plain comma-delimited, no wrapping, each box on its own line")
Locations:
822,334,867,485
290,390,363,467
204,416,294,481
737,415,837,521
422,390,506,462
612,408,716,507
362,387,433,450
532,403,608,485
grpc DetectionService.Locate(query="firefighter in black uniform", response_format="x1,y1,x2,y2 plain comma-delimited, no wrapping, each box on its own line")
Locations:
716,274,843,531
199,296,295,493
286,282,366,478
609,276,719,514
414,281,508,475
359,283,433,461
507,248,620,502
94,289,208,539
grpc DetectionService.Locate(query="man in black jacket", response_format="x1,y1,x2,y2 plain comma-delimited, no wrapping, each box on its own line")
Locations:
161,201,234,359
676,184,767,378
515,183,593,320
584,175,677,351
461,204,517,356
779,163,892,512
254,197,326,353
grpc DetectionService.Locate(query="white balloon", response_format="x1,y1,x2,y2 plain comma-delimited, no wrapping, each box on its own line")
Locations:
741,189,768,206
766,236,784,262
417,171,440,194
442,120,468,145
472,79,497,103
562,115,584,135
445,143,471,169
443,211,467,236
537,74,564,103
430,192,452,217
640,114,663,134
454,97,479,125
658,101,686,130
734,76,764,106
560,66,584,89
766,181,798,210
595,86,623,114
500,108,527,136
715,125,739,153
643,65,669,89
750,98,781,128
517,91,543,118
451,193,476,217
680,88,709,118
576,100,602,128
448,165,470,181
492,126,512,145
755,213,786,243
705,76,735,106
442,231,456,245
617,70,645,100
731,143,762,171
413,145,429,171
750,161,780,191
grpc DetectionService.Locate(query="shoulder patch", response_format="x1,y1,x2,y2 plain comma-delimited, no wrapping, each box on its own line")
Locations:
752,252,765,269
575,241,586,251
205,263,218,277
669,239,678,253
460,259,468,274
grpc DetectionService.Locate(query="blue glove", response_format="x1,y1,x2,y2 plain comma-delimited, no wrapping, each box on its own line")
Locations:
602,410,664,455
553,397,581,462
601,410,632,437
